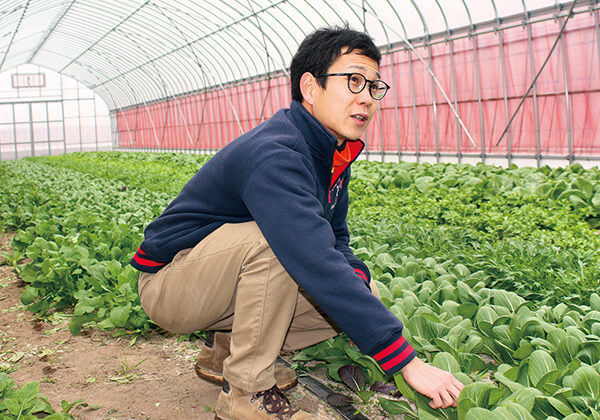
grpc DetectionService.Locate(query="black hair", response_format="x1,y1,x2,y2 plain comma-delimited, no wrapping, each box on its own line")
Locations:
289,25,381,102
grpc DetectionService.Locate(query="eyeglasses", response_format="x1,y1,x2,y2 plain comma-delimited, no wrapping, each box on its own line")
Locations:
315,72,390,100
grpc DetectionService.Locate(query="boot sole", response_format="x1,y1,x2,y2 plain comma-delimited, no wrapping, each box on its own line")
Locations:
195,363,298,391
194,364,224,385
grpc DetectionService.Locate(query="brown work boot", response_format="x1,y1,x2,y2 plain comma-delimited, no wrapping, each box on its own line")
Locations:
214,380,317,420
195,331,298,391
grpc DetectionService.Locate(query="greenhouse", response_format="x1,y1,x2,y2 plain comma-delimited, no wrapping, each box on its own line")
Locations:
1,1,600,419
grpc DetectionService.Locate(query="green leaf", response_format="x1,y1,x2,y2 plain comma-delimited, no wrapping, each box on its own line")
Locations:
556,336,581,369
457,382,494,418
494,290,524,313
537,395,574,417
434,338,457,356
97,318,116,331
4,399,21,415
415,393,455,420
465,408,493,419
501,401,536,420
73,302,97,316
374,280,393,305
463,335,484,355
393,170,412,188
393,371,415,401
535,370,562,394
591,293,600,312
528,350,557,387
447,319,472,350
489,406,519,420
593,323,600,337
567,395,594,412
432,352,460,374
476,306,498,336
513,343,534,360
459,303,479,319
577,341,600,365
18,380,40,399
562,414,590,420
492,324,513,347
109,305,131,328
377,397,417,417
457,281,481,305
375,253,396,270
501,387,541,412
20,285,39,306
583,311,600,330
551,304,568,322
572,365,600,400
414,176,435,194
69,317,84,336
454,372,474,386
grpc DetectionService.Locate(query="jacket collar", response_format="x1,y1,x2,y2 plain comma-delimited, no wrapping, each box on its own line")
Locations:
288,100,365,163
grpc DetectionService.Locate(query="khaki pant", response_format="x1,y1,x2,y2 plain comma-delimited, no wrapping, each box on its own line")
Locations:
138,221,378,393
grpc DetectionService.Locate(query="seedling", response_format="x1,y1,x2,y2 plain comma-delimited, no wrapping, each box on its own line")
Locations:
110,355,147,384
0,249,25,273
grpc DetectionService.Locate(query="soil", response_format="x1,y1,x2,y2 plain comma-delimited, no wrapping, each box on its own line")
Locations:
0,233,344,420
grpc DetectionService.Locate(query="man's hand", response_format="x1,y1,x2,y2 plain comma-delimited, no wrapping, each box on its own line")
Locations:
400,357,464,409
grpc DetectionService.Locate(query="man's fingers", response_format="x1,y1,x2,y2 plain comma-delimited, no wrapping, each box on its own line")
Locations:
448,389,459,407
443,388,459,408
428,394,444,409
429,391,453,409
448,383,462,404
429,383,462,409
452,377,466,391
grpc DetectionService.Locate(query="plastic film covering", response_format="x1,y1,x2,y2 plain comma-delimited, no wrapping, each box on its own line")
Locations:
1,0,599,164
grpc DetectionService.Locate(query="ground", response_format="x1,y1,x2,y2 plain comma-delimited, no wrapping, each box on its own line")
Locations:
0,233,344,420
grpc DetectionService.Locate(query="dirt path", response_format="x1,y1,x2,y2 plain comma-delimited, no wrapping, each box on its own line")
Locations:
0,234,341,419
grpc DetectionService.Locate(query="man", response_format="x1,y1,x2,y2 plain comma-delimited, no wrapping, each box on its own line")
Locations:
131,26,464,420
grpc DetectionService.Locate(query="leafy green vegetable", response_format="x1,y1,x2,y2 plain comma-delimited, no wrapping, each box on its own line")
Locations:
2,152,599,419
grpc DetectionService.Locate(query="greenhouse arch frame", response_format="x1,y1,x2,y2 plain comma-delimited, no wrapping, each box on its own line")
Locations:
0,0,599,167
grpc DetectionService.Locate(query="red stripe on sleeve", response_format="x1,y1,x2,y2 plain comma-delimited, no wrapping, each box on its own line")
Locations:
379,344,415,371
354,268,367,281
373,337,407,361
133,253,166,267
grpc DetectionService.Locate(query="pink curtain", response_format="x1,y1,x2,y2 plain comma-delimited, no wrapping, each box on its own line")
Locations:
117,11,599,159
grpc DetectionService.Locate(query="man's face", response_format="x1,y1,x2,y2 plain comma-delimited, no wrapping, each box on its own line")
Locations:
305,49,381,145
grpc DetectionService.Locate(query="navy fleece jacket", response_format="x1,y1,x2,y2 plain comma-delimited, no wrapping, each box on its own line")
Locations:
131,100,416,374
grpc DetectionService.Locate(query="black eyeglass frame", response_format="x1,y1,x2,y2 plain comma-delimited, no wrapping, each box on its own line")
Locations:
314,72,390,100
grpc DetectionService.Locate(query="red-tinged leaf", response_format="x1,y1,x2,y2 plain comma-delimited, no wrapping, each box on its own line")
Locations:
370,381,400,396
338,364,365,392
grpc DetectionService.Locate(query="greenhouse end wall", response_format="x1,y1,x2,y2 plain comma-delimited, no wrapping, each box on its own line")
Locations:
114,10,600,167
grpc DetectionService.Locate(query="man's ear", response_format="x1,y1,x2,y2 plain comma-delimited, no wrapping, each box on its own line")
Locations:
299,72,318,105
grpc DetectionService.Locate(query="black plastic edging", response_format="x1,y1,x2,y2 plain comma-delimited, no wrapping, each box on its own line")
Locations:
277,357,369,420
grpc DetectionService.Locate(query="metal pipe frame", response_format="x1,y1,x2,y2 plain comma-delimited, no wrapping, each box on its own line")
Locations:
2,0,599,166
557,3,574,163
526,22,542,168
0,0,30,72
498,28,511,165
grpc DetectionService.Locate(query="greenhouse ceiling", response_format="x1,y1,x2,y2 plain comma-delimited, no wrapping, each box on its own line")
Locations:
0,0,586,109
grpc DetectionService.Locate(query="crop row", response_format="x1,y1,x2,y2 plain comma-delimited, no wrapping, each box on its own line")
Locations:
0,159,167,335
348,161,600,305
1,152,599,418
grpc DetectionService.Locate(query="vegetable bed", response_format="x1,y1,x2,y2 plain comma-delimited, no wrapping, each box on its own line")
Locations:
1,152,599,419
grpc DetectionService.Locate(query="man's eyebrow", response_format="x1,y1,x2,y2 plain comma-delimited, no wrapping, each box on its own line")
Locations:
347,64,381,79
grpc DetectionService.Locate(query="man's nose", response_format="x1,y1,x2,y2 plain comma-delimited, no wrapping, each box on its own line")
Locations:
356,86,375,105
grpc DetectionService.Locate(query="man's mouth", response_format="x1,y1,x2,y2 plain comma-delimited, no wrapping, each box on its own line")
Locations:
352,114,367,122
